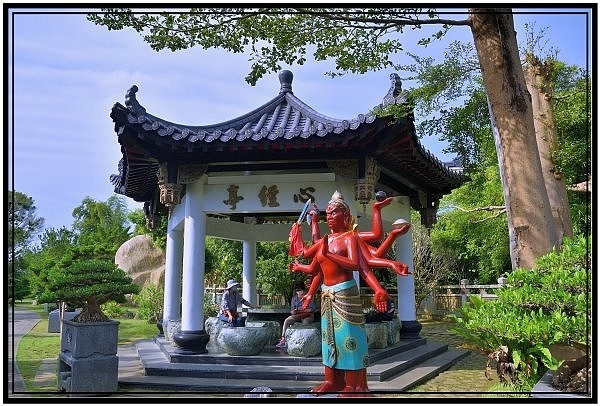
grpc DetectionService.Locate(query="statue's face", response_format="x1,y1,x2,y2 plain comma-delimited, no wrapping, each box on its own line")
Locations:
326,203,349,231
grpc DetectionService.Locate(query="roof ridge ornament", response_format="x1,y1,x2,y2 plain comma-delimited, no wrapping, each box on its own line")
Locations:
377,73,414,119
382,73,403,106
279,70,293,94
125,85,147,115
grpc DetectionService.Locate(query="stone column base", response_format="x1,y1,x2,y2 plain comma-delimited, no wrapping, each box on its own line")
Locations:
400,319,422,339
173,330,210,354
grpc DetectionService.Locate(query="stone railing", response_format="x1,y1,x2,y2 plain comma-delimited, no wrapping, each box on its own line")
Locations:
205,280,506,320
204,286,315,308
205,286,287,307
418,279,506,318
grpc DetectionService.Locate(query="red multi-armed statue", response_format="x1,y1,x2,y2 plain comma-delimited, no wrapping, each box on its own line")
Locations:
288,191,411,397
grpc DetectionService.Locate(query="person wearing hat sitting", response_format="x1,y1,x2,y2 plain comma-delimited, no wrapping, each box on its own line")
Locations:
219,280,260,327
276,284,316,348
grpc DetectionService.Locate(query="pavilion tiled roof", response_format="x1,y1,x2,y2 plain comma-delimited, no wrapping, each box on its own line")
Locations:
109,70,464,211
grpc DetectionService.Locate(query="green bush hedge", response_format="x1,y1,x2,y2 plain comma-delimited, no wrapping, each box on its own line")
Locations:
449,235,591,389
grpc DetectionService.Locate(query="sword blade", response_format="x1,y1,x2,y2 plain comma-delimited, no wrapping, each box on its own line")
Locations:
297,199,312,224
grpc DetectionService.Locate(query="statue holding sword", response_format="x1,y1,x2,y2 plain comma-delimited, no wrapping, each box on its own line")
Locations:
287,190,411,397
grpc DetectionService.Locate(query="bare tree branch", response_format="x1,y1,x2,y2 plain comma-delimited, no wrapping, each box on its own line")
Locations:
452,205,507,223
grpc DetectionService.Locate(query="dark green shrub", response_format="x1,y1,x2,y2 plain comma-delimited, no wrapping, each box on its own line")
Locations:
133,284,164,324
101,300,126,319
204,291,219,317
449,235,591,389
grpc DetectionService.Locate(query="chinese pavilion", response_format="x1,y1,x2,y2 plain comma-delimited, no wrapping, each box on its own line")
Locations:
108,70,464,352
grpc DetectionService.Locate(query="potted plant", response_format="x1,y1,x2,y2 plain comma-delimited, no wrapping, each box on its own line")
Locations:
39,259,140,392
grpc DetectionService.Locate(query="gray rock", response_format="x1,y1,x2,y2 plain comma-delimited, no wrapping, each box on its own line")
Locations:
383,318,401,345
246,320,281,345
115,235,165,287
285,325,321,357
205,316,228,352
365,322,388,349
217,326,270,355
165,319,181,342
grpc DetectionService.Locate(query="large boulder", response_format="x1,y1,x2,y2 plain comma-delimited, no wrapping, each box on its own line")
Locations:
115,235,165,287
364,322,388,349
246,320,281,345
284,325,321,357
217,326,270,356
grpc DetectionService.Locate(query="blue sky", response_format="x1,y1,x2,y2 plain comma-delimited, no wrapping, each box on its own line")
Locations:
7,7,592,234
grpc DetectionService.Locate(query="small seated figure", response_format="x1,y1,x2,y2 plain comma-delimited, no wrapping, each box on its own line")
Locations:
364,298,395,323
276,284,316,348
218,279,260,327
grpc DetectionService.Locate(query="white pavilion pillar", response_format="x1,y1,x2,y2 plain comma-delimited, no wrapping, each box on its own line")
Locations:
242,240,257,307
172,180,210,353
181,194,205,330
163,225,183,328
395,220,422,339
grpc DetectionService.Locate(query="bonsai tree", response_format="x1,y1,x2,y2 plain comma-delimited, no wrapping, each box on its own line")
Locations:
39,259,140,323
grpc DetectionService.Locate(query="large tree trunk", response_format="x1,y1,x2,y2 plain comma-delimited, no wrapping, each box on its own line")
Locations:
523,62,573,242
469,9,560,269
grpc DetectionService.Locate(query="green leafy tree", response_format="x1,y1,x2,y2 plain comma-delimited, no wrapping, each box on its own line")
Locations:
8,191,44,302
128,208,168,250
203,238,303,304
88,7,569,269
25,196,134,304
256,241,304,305
9,270,30,303
71,195,132,260
403,40,589,282
552,71,591,236
204,237,243,288
433,166,512,284
8,191,44,262
133,284,164,323
24,227,76,301
405,30,590,257
411,217,461,309
39,259,140,323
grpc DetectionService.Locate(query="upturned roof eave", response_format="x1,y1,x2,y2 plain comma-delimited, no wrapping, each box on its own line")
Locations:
108,71,466,203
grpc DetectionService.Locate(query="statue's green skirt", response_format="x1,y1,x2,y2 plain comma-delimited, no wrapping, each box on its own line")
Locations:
320,279,369,370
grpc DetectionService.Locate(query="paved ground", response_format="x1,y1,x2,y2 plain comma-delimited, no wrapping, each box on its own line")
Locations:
7,308,498,399
7,307,40,398
401,320,499,397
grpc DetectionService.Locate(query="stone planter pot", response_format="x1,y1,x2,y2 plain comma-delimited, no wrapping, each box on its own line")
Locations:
57,319,119,392
531,369,589,399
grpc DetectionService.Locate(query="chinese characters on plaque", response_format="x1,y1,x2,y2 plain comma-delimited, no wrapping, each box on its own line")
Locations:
223,185,316,210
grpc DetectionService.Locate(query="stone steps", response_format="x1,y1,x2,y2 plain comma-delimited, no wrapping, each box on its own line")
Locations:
118,336,470,393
